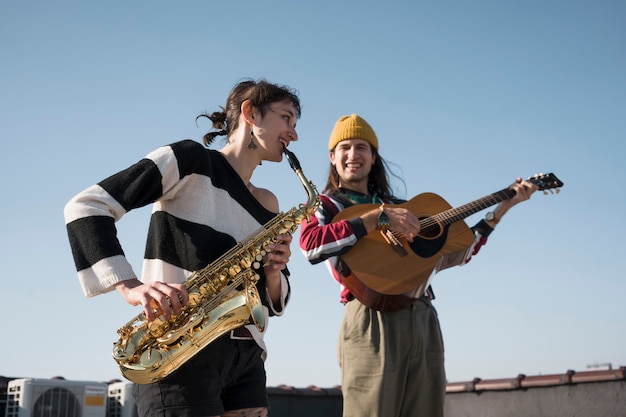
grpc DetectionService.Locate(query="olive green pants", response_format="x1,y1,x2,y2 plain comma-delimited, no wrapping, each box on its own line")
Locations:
338,298,446,417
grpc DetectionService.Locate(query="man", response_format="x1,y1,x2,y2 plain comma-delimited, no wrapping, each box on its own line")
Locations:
299,114,537,417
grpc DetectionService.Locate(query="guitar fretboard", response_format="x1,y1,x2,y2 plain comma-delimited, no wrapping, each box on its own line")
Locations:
429,188,515,229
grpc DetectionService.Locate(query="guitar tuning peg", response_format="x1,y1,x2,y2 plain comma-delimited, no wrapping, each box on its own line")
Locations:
543,190,549,195
556,189,560,194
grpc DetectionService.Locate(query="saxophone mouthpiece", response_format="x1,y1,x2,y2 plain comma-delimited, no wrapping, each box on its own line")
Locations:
283,146,302,173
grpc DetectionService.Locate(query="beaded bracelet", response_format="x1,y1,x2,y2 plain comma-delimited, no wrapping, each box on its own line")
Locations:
377,203,389,231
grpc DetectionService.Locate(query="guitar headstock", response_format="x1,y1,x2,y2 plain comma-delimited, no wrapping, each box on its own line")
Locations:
528,173,564,194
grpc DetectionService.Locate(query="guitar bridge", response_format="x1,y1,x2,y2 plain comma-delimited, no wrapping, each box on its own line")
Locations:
380,230,408,257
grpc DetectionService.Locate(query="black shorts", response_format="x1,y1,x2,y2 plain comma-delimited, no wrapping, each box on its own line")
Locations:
133,333,268,417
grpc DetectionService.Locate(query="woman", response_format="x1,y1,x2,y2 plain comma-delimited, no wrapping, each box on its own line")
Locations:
65,79,301,417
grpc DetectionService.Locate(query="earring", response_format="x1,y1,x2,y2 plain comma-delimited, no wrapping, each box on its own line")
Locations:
247,130,258,150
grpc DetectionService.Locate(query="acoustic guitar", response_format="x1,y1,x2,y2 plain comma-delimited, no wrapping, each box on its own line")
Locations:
332,173,563,312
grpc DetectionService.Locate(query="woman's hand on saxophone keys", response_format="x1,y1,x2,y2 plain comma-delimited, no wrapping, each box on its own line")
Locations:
115,279,189,322
263,233,292,309
263,234,293,273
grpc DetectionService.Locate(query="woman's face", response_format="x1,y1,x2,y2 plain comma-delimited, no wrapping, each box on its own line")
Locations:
253,100,299,162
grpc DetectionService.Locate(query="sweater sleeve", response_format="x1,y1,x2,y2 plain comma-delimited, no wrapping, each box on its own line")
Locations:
64,141,199,297
436,219,494,273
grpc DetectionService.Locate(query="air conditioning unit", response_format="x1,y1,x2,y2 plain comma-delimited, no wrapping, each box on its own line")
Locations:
106,382,137,417
4,378,107,417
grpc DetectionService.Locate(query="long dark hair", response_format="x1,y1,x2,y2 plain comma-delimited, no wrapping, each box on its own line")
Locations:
196,78,301,146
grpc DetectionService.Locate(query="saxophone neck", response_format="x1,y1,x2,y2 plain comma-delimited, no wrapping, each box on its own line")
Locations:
283,147,319,210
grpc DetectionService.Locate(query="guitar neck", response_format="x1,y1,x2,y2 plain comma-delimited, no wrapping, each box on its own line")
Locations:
430,188,515,227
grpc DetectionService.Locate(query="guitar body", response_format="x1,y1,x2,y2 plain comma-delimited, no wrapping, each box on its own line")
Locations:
333,193,475,297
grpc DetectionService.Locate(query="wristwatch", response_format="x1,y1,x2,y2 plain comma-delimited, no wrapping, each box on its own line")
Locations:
485,211,499,225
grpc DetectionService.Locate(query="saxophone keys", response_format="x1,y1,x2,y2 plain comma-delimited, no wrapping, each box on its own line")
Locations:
156,310,204,345
139,348,161,368
148,318,167,338
188,292,201,306
239,255,253,268
112,340,135,360
253,252,265,269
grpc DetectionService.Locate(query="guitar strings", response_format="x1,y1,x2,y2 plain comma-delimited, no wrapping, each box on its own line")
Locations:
402,194,509,238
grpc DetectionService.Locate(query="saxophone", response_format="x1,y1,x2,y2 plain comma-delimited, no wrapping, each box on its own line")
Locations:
112,147,319,384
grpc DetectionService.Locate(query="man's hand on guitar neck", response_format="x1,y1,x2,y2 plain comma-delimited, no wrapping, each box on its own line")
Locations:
487,177,539,228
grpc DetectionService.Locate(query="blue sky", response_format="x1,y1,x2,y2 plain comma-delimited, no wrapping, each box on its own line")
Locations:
1,1,624,387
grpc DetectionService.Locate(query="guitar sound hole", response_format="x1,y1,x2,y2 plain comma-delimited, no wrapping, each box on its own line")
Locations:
410,223,447,258
418,217,442,239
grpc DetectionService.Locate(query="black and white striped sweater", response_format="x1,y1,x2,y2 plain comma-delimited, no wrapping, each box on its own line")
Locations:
64,139,290,345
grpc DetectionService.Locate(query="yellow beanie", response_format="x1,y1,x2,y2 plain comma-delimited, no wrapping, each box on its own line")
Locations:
328,114,379,151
